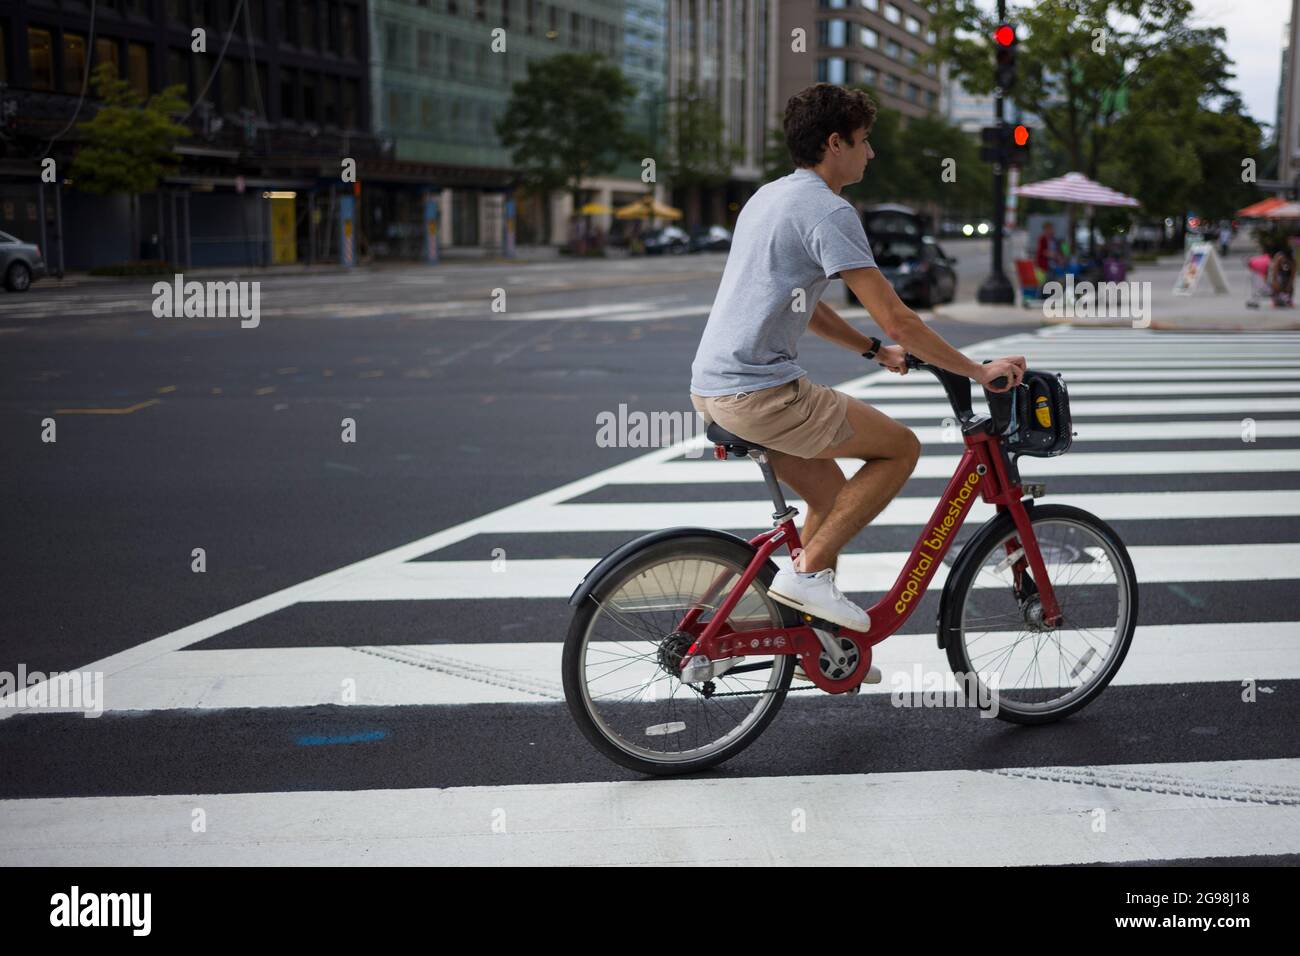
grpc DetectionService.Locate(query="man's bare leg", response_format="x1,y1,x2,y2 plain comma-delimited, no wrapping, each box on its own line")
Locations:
766,452,846,567
795,399,920,572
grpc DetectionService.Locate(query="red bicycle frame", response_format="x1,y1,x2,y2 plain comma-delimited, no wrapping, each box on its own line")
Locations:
681,423,1064,693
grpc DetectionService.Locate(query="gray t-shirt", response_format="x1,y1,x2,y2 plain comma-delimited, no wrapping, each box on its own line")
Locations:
690,167,877,396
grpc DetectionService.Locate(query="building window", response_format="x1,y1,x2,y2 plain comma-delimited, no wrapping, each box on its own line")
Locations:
321,74,339,125
818,0,848,7
302,72,317,121
884,38,900,58
526,0,536,34
816,57,846,84
280,3,296,45
903,47,917,66
924,90,936,108
819,20,846,48
860,26,877,48
882,73,898,93
280,67,296,119
343,77,359,128
860,64,877,84
341,5,357,58
63,34,87,93
885,3,901,24
28,28,55,91
247,0,266,40
905,15,920,35
925,29,937,45
167,48,188,91
94,37,120,79
860,0,878,9
906,83,918,103
128,42,149,97
300,2,317,49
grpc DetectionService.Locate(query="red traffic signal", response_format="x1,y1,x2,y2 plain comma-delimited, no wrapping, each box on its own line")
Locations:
1013,125,1029,146
994,24,1016,46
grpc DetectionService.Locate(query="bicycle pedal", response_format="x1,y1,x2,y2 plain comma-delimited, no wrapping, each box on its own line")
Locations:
800,613,841,632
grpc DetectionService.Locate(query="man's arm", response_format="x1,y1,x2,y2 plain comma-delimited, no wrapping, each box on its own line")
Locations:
839,267,985,379
807,298,878,353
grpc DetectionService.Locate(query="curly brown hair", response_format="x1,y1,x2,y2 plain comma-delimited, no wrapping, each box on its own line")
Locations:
783,84,878,168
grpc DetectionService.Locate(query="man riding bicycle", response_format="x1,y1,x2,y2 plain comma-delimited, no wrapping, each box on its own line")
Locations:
689,83,1026,634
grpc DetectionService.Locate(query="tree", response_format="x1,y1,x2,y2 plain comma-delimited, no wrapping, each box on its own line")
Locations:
929,0,1252,244
71,63,190,260
496,52,640,233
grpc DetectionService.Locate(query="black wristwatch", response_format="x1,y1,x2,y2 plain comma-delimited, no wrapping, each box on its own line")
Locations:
861,336,882,361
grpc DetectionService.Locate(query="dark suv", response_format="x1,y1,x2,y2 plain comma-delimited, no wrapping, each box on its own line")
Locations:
846,204,956,309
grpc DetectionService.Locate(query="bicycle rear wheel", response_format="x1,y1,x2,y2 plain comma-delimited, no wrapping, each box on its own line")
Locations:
941,504,1138,724
562,534,797,775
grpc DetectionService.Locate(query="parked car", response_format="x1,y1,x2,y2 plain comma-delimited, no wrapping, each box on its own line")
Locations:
862,203,929,238
848,205,956,308
0,231,48,292
642,225,690,255
689,225,732,253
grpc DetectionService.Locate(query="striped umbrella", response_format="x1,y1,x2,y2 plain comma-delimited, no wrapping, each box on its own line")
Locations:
1013,171,1140,207
1260,201,1300,219
1238,196,1287,218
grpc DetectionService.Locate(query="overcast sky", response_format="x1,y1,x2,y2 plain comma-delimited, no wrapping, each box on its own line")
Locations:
1192,0,1290,130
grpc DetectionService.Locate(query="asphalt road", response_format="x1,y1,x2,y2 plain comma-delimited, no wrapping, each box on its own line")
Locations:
2,252,1297,866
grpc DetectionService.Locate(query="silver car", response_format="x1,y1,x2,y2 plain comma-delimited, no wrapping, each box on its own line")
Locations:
0,230,48,292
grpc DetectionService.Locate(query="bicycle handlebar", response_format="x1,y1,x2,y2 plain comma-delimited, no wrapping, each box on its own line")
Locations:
902,352,1013,428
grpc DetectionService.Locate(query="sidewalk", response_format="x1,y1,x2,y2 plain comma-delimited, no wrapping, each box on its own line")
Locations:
935,246,1300,331
43,245,566,287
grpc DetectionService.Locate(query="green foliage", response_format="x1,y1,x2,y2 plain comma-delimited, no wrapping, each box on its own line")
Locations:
496,53,640,202
661,84,743,188
70,64,190,195
929,0,1268,223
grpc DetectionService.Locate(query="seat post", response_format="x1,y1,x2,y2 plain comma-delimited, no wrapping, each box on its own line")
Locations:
749,450,798,525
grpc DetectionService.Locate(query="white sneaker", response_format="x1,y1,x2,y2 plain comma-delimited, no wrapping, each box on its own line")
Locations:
769,567,871,631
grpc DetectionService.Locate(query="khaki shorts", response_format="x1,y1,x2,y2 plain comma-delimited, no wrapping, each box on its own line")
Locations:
691,376,854,459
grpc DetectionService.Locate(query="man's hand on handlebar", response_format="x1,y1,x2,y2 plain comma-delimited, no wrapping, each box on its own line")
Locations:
977,356,1027,392
874,344,909,375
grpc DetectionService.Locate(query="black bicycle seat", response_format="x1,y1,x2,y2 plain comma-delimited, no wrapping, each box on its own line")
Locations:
706,423,768,456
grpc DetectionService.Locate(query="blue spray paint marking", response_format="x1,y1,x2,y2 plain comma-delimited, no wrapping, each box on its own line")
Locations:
295,730,388,746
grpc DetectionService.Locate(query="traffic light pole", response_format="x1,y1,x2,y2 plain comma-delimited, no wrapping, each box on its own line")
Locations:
977,0,1015,304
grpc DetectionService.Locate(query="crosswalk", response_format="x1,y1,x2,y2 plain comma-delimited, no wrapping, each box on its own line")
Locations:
3,326,1300,865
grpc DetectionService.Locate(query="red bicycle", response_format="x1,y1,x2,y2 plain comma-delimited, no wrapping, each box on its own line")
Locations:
563,356,1138,775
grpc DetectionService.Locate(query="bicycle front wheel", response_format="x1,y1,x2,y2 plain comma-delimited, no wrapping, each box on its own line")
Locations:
562,534,797,775
941,504,1138,724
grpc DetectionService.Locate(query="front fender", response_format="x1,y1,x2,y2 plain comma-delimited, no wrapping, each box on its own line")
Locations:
935,502,1031,649
567,526,759,607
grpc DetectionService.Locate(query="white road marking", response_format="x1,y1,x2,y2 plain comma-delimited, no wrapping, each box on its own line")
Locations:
2,759,1295,865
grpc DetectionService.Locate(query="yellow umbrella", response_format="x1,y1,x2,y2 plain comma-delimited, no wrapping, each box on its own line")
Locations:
615,196,682,220
578,202,613,215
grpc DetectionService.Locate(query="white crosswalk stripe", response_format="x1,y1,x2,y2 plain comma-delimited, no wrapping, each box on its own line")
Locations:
5,326,1300,866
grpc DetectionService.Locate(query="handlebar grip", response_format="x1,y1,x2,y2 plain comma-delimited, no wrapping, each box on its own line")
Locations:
980,359,1009,391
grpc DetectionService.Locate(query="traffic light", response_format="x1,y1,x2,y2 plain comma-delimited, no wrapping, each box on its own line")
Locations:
994,23,1017,92
1009,123,1031,166
979,125,1004,164
978,123,1032,167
